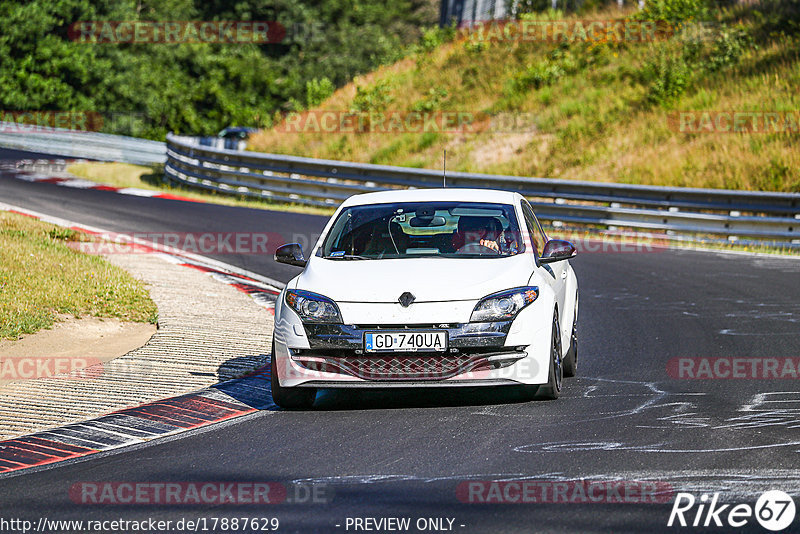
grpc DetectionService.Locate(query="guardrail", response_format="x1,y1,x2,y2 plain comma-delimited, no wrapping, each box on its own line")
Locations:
166,133,800,245
0,122,165,165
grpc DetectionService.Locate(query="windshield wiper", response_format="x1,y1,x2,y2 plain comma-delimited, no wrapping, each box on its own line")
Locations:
326,254,371,260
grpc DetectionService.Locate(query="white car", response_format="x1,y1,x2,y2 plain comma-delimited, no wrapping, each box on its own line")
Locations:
271,188,579,409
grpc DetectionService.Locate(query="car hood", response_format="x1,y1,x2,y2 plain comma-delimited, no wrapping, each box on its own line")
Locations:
294,254,533,303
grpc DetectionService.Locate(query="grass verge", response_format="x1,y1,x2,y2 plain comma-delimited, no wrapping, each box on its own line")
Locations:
0,211,158,340
67,162,336,216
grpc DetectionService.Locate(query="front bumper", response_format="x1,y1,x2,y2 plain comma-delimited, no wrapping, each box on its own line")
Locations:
293,322,517,381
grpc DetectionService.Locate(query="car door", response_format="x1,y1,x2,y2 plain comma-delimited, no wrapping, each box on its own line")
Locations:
520,200,567,321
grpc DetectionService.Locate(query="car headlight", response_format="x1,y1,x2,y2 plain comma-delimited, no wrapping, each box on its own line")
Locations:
285,289,343,323
470,287,539,322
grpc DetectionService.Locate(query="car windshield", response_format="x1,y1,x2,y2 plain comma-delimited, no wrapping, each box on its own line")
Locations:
320,201,525,259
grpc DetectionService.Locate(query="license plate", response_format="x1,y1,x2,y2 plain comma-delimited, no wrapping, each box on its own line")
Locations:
364,331,448,353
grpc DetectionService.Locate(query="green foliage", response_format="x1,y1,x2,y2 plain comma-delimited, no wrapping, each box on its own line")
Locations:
305,77,335,107
351,80,394,112
505,47,578,96
757,158,796,191
415,131,440,151
705,26,751,71
513,1,583,15
411,88,448,112
634,0,710,22
750,0,800,38
511,61,566,91
635,0,756,106
517,9,566,22
416,25,456,54
640,48,692,105
463,39,489,54
0,0,438,139
47,227,79,241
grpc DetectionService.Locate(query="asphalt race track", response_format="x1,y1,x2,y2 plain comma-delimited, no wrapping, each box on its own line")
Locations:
1,149,799,533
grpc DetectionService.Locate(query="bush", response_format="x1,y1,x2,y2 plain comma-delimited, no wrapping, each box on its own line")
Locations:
705,27,751,71
511,0,555,15
641,48,692,105
463,39,489,54
637,13,751,107
351,80,394,112
0,0,440,140
411,88,449,112
417,25,456,54
634,0,710,22
750,0,800,39
305,78,335,108
506,47,578,96
516,62,566,90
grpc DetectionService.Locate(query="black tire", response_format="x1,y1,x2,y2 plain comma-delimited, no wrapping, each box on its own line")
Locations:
563,299,578,378
538,310,564,400
270,338,316,410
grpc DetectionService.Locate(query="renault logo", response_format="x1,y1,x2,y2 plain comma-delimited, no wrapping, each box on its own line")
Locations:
398,292,416,307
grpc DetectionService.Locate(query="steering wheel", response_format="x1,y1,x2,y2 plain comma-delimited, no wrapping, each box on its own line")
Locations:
456,243,498,254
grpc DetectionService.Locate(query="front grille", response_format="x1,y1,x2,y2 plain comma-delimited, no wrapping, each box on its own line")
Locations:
351,324,456,330
294,353,501,381
302,322,511,351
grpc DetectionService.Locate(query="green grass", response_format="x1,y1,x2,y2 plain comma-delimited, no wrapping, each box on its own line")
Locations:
0,212,158,340
67,162,336,216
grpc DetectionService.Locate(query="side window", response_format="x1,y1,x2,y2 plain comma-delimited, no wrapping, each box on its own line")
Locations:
520,201,545,257
532,211,549,250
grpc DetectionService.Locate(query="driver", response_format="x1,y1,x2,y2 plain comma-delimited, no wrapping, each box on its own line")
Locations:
456,216,503,253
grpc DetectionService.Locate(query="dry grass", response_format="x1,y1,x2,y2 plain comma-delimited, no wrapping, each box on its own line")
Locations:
67,162,335,216
249,6,800,192
0,212,157,340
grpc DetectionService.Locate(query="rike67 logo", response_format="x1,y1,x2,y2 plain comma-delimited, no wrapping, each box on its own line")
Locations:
668,491,796,531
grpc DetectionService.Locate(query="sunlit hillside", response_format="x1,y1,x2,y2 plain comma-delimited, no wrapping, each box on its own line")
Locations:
250,0,800,191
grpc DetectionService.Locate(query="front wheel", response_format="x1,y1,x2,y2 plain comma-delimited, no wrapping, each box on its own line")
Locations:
537,310,564,400
270,338,316,410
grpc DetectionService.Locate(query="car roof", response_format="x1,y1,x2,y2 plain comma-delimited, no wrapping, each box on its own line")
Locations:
341,188,521,207
218,126,258,134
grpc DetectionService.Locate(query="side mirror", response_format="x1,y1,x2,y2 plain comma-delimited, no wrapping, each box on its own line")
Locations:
539,239,576,264
275,243,307,267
